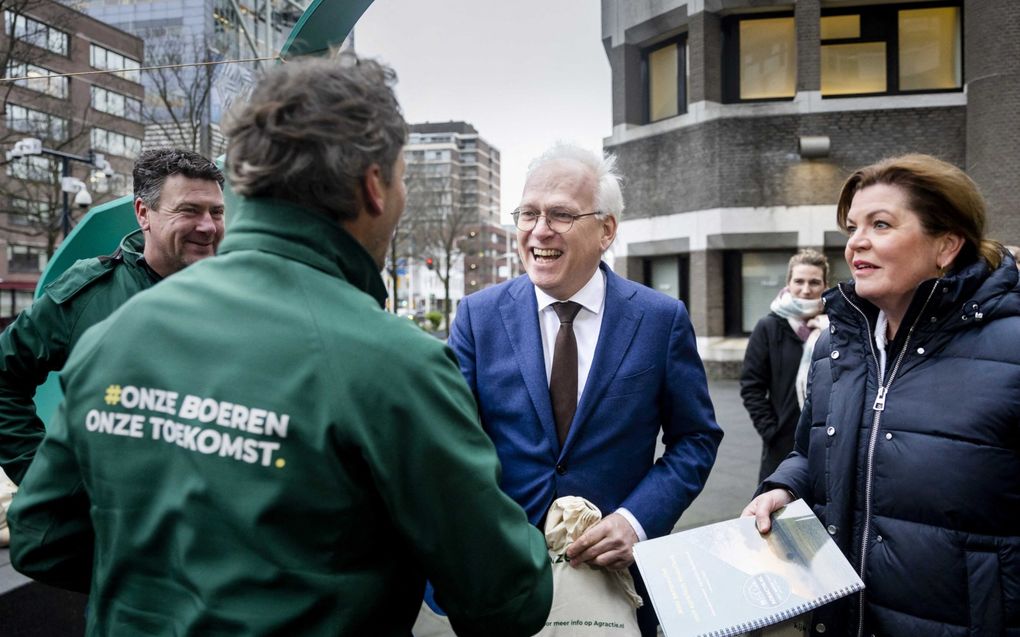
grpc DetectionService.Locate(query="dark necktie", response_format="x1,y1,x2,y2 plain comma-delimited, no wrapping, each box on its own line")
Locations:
550,301,582,446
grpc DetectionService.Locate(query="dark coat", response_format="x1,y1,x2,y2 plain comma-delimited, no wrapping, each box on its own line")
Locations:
740,312,805,482
765,256,1020,636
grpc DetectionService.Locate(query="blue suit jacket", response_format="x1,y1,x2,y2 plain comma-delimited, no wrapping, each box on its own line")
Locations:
449,262,722,539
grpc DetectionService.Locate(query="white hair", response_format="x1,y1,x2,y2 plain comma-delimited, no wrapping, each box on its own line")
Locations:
525,142,624,219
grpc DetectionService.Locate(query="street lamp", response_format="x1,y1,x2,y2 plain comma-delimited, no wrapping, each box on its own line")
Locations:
6,137,115,238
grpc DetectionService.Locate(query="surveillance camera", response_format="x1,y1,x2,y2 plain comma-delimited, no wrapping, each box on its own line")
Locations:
73,188,92,209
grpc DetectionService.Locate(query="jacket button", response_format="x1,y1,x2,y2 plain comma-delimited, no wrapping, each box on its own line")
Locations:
830,325,836,334
556,464,566,476
885,432,892,440
830,351,840,360
826,524,837,535
916,347,925,355
876,535,883,543
816,622,827,633
826,426,836,436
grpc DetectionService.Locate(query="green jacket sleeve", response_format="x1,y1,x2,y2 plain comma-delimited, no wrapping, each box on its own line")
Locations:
0,294,72,484
344,340,553,637
7,397,95,593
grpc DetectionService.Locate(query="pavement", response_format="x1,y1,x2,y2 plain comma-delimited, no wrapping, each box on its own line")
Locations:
673,379,760,531
0,379,760,631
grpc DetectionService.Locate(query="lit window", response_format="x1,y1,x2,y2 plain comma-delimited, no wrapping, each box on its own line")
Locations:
723,15,796,101
821,42,887,95
644,37,686,122
820,3,962,97
898,7,961,91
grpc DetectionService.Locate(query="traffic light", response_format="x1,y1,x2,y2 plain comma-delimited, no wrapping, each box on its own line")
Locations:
425,257,434,271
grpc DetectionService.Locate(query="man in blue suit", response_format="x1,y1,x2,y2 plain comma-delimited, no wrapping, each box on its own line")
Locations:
449,143,723,635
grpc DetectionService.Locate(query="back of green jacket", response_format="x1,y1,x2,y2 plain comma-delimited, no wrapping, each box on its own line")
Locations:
9,199,552,636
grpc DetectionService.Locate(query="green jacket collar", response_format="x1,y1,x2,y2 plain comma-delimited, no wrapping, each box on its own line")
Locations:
116,228,162,282
219,197,388,307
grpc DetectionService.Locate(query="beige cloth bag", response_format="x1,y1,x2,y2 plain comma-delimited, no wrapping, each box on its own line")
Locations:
0,466,16,547
412,496,642,637
537,496,641,637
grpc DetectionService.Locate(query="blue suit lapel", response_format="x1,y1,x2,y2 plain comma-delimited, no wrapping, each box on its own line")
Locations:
500,277,559,449
561,264,643,459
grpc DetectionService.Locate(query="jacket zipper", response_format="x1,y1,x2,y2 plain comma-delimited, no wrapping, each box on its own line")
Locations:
838,282,938,637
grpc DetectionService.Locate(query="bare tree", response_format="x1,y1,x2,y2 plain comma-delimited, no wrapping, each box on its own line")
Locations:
401,165,477,330
0,0,120,257
140,34,218,157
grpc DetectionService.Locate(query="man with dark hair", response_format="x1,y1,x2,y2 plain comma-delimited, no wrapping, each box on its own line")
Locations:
0,148,224,486
9,54,551,636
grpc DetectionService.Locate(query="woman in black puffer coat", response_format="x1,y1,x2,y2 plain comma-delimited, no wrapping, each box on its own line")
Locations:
744,154,1020,636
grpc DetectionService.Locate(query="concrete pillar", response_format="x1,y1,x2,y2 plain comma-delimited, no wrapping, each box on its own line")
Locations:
688,10,722,104
688,249,724,337
795,0,821,92
965,0,1020,244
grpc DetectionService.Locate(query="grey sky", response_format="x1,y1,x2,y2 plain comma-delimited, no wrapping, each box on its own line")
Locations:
353,0,612,221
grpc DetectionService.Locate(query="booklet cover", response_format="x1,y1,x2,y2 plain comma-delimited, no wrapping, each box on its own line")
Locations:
633,500,863,637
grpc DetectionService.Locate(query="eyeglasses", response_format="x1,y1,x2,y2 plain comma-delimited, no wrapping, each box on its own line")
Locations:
512,209,600,234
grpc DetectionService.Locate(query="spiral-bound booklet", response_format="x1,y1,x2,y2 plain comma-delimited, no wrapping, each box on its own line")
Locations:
634,500,863,637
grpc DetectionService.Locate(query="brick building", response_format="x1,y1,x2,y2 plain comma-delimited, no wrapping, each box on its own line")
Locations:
400,121,515,317
601,0,1019,376
1,0,143,326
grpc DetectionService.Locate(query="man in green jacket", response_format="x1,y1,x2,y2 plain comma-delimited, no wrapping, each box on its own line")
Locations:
10,54,553,636
0,148,225,486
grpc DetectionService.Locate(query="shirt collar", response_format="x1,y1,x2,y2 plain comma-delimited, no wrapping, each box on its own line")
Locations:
534,264,606,315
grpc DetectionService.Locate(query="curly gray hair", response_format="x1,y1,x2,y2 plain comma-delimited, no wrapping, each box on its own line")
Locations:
224,53,407,221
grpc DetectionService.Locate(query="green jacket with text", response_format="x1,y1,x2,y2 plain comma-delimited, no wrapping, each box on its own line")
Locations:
9,197,552,637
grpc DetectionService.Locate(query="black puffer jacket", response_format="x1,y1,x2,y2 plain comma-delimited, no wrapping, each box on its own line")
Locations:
765,255,1020,636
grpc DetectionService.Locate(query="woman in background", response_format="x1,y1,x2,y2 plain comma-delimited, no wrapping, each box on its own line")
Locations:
740,249,829,482
744,154,1020,636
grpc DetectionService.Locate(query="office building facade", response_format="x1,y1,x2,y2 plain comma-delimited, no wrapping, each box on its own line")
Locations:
601,0,1019,376
1,0,144,325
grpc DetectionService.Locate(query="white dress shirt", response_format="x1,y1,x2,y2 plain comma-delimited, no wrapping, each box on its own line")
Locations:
533,266,647,541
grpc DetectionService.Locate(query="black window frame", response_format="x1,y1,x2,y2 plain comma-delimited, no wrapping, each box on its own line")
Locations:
641,254,690,307
820,0,964,98
641,34,688,123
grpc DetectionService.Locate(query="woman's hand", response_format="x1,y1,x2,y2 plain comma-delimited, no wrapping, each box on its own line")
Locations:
741,488,794,534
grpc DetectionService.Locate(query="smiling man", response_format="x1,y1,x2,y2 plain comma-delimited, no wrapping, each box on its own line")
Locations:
0,148,224,486
449,143,723,636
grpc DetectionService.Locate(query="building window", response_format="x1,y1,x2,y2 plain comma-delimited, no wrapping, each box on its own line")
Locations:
724,251,790,335
7,196,46,226
642,255,690,305
4,11,69,56
91,86,142,121
5,103,68,141
7,154,57,183
821,3,962,97
5,60,68,98
643,36,687,122
8,244,47,273
1,289,35,321
91,127,142,159
723,14,796,102
89,44,141,83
